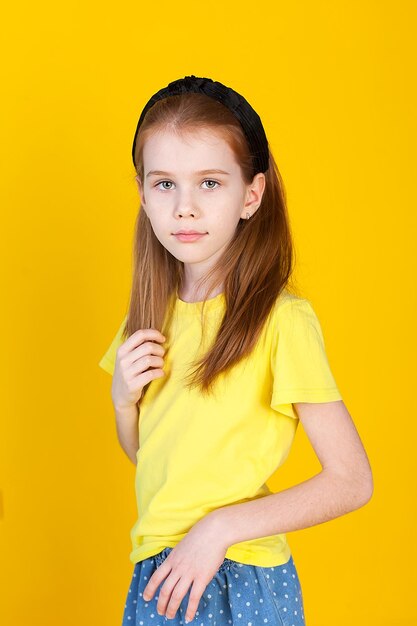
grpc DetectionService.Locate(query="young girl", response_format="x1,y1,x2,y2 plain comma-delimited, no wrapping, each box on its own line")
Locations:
99,75,373,626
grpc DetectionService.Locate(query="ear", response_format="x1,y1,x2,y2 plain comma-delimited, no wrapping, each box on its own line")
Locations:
135,175,146,206
241,173,266,219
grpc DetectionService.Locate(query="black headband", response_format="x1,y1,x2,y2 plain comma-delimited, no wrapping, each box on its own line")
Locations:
132,75,270,175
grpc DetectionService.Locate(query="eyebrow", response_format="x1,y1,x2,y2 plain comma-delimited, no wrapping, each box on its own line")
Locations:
146,169,231,178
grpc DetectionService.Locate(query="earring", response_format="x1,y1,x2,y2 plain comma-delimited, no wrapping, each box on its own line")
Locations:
246,212,251,219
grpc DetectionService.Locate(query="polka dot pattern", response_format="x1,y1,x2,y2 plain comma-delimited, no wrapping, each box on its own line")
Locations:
121,547,305,625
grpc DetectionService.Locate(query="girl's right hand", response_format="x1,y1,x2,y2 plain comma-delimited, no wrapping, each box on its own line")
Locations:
111,328,166,411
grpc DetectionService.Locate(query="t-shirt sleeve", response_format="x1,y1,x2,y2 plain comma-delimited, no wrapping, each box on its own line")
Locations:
98,314,128,376
270,298,343,419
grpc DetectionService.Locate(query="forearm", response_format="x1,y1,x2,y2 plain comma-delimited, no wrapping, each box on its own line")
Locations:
114,403,140,465
210,469,373,548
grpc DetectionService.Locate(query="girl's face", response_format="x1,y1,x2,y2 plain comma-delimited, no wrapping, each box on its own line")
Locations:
136,128,265,286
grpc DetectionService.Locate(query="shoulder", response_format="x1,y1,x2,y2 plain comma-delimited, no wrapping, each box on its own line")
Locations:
269,290,315,327
264,291,326,351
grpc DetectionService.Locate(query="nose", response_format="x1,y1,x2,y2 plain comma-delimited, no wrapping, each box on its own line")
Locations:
174,189,199,218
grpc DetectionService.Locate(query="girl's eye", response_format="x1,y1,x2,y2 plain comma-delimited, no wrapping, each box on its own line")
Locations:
154,179,220,191
202,179,220,190
155,181,174,190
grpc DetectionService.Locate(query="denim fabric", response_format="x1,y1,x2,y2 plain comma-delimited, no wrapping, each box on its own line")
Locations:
122,546,305,625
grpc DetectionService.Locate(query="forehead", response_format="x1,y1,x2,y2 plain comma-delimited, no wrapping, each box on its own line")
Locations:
143,128,240,174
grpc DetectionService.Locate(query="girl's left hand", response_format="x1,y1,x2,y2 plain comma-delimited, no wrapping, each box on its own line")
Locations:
141,512,228,623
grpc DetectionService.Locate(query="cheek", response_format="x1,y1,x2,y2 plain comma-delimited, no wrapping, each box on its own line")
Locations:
149,224,173,251
143,214,169,246
145,210,165,232
210,205,242,232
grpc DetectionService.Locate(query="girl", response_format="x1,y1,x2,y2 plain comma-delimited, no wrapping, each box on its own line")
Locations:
99,75,373,626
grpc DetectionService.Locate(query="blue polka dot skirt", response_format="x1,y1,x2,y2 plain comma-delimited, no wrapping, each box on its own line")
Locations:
122,546,305,625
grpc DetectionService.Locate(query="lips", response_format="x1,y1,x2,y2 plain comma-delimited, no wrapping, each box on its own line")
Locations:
173,232,207,242
173,231,207,235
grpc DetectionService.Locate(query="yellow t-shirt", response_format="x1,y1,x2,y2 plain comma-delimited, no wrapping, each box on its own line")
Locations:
98,290,342,567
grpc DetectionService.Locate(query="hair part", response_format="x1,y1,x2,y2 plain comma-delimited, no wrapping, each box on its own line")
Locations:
123,92,301,402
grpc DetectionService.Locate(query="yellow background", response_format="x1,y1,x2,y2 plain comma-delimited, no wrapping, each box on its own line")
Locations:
1,1,416,624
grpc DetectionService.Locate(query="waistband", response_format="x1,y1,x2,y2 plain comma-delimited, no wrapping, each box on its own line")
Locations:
153,546,239,574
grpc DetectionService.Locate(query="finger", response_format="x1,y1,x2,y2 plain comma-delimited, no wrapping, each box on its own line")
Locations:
142,563,171,601
121,341,165,372
184,579,207,623
155,572,181,616
164,576,193,620
119,329,166,358
135,353,165,373
133,341,166,363
127,347,165,379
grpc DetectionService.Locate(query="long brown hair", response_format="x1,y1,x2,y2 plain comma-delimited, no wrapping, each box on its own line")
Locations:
123,91,300,398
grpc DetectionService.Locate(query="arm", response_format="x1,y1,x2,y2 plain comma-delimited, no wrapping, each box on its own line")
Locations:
208,400,374,546
114,403,140,465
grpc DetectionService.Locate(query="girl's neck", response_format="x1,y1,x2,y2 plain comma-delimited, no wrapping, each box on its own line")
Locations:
178,285,224,304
